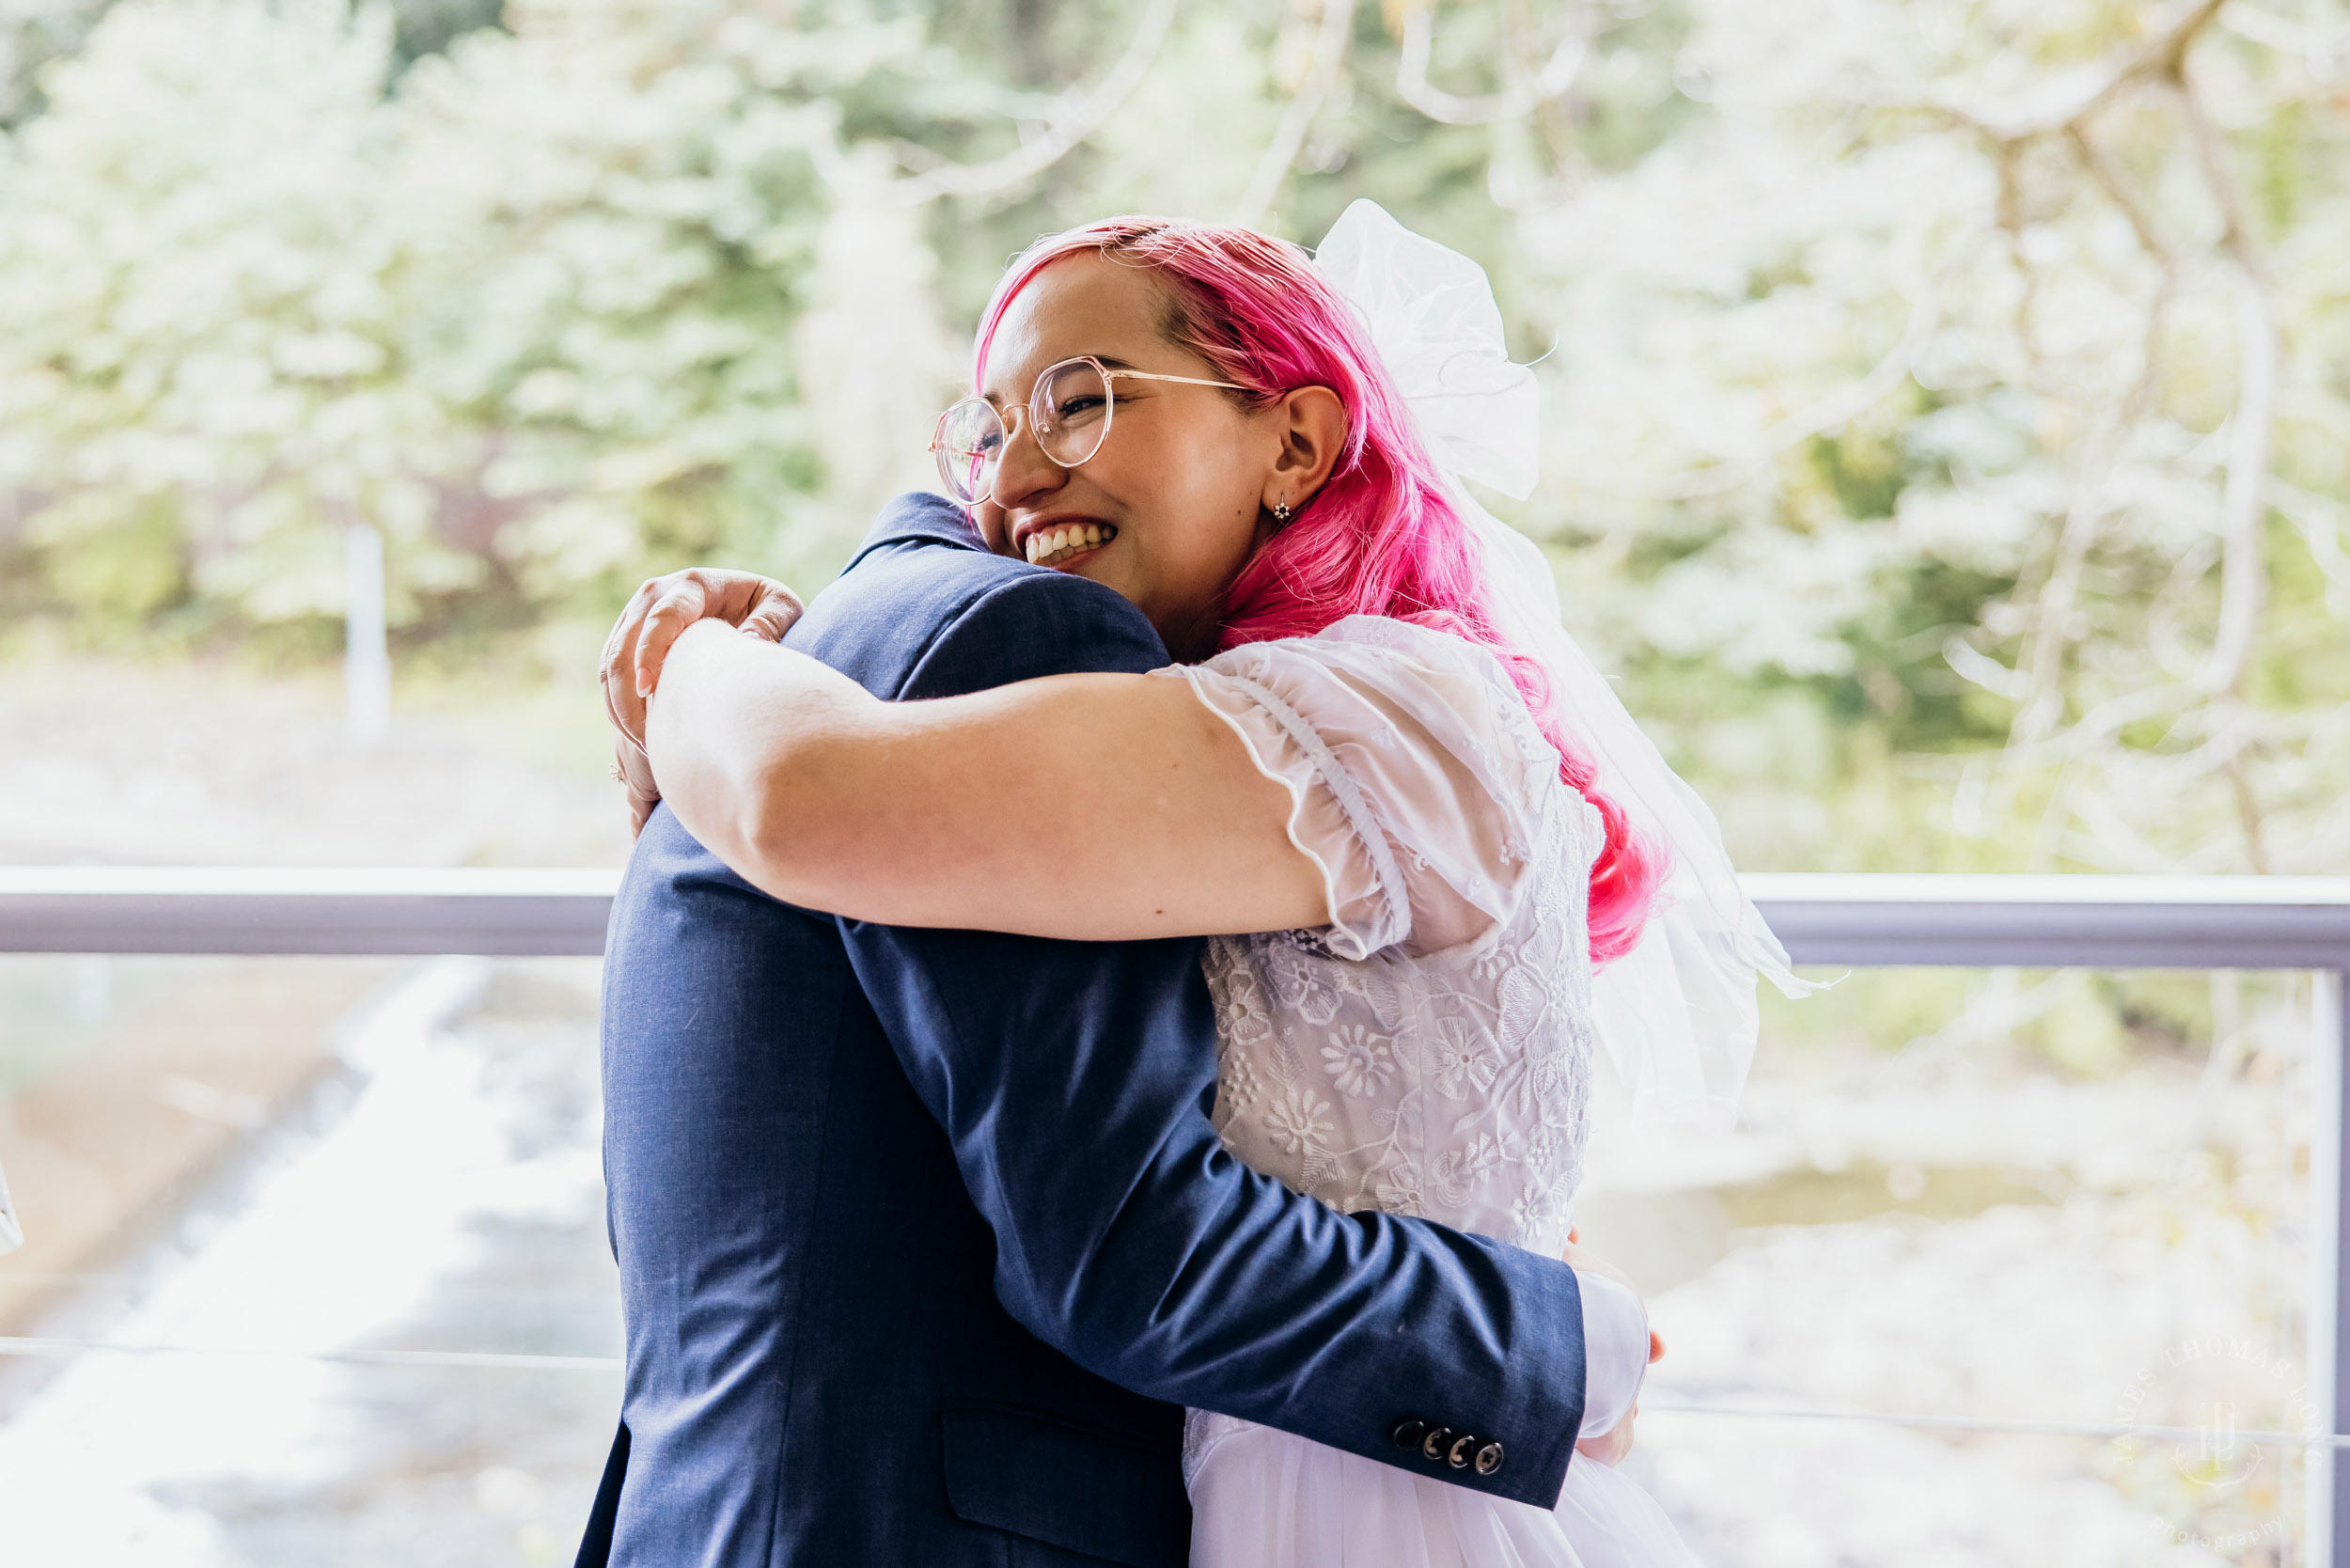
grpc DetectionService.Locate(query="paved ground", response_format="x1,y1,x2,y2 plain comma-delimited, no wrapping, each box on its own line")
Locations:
0,960,618,1567
0,957,403,1335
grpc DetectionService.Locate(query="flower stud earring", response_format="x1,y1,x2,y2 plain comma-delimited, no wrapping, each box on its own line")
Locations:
1271,500,1294,525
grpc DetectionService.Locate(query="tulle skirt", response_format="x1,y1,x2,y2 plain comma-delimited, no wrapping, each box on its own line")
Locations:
1184,1412,1702,1568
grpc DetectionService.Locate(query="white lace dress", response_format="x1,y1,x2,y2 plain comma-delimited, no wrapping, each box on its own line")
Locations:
1156,616,1700,1568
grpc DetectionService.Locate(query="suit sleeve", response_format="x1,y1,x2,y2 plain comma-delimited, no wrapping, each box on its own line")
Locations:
838,572,1593,1508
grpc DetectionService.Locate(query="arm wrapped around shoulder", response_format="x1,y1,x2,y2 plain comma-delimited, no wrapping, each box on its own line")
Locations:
646,574,1331,940
838,576,1597,1509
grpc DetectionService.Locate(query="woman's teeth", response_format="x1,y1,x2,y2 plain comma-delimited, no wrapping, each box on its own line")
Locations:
1025,523,1115,566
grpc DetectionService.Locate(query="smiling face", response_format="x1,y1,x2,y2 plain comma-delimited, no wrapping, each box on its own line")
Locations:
971,254,1292,661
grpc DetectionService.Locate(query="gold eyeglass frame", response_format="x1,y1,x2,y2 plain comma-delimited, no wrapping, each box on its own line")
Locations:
930,353,1247,505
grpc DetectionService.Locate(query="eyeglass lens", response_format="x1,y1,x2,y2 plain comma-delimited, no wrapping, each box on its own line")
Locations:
934,359,1115,504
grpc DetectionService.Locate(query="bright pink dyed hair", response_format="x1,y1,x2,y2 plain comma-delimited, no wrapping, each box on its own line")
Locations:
975,217,1664,965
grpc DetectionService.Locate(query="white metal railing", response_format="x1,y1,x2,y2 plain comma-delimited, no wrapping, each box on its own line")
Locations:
2,869,2347,1559
0,866,619,955
3,867,2346,964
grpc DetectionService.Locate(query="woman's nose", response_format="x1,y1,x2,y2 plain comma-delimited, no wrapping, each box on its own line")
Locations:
987,407,1066,510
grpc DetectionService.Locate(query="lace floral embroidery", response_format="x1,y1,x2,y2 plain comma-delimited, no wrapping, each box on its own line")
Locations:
1321,1026,1396,1097
1196,619,1603,1254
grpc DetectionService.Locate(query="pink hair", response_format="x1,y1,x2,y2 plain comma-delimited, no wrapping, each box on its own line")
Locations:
975,217,1664,965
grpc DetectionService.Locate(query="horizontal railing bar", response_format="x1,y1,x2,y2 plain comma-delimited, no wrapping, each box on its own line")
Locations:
0,867,619,957
1752,873,2350,968
0,1334,619,1372
10,1329,2346,1443
0,870,2345,964
1640,1394,2350,1448
1740,873,2350,905
0,868,625,897
0,1269,617,1304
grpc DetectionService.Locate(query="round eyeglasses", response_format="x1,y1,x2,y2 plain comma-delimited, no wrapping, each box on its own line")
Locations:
930,354,1247,506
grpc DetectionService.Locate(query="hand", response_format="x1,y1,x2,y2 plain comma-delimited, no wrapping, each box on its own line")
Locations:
1577,1400,1638,1467
601,568,804,837
1562,1227,1661,1467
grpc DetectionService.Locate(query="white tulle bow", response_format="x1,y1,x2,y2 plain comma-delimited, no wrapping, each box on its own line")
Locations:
1315,199,1813,1134
1313,204,1542,502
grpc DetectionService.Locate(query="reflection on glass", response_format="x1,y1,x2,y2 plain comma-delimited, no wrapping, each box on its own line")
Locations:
1578,966,2312,1565
0,957,619,1565
0,952,2313,1563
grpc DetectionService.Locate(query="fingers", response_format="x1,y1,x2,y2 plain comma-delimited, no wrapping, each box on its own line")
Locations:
1574,1411,1634,1468
603,577,666,735
1559,1239,1639,1300
603,568,802,758
633,581,711,699
1578,1433,1622,1465
628,569,802,692
700,567,801,644
741,606,794,642
602,578,656,666
601,583,653,702
612,730,662,837
738,581,804,643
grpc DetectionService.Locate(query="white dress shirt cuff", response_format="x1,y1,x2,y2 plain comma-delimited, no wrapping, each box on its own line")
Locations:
1574,1268,1647,1443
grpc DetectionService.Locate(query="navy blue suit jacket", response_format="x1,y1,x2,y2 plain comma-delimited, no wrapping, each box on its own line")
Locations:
583,494,1591,1567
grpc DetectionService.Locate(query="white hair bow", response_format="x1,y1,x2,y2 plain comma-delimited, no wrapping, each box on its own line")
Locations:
1316,199,1812,1134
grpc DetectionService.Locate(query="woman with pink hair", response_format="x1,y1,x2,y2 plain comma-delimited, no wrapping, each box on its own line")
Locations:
603,204,1785,1564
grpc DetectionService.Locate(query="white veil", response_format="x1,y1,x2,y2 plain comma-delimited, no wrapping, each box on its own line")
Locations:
0,1155,19,1255
1312,199,1814,1135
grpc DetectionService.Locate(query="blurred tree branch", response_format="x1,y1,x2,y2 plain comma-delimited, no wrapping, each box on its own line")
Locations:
853,0,1182,205
1230,0,1355,227
2,0,2342,886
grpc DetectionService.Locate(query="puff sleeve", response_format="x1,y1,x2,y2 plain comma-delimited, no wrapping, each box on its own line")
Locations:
1155,615,1575,959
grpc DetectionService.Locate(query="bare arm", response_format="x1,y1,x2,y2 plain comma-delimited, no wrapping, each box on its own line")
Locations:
645,618,1329,939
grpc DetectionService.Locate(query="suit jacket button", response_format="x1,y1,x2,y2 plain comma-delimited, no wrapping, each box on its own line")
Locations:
1447,1433,1478,1468
1474,1441,1505,1475
1420,1425,1457,1462
1390,1419,1429,1451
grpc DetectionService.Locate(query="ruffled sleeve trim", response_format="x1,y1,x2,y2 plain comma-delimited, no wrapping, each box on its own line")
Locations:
1154,616,1563,960
1173,663,1411,962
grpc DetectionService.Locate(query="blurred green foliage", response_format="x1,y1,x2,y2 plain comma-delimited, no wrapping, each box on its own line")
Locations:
0,0,2343,879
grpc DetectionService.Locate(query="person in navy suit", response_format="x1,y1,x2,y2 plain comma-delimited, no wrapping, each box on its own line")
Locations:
582,492,1650,1567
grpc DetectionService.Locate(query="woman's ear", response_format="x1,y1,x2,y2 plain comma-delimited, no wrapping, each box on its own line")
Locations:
1264,385,1348,512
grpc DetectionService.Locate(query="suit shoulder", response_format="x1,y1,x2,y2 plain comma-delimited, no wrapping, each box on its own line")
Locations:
910,567,1169,693
939,565,1160,648
792,534,1168,697
817,531,1028,618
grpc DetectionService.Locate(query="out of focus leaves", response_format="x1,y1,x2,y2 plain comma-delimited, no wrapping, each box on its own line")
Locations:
0,0,2343,875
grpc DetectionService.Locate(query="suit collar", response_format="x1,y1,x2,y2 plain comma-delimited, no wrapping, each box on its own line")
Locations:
848,492,988,571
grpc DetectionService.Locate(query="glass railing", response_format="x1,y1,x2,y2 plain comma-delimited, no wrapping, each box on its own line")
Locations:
0,949,616,1562
1,870,2344,1567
